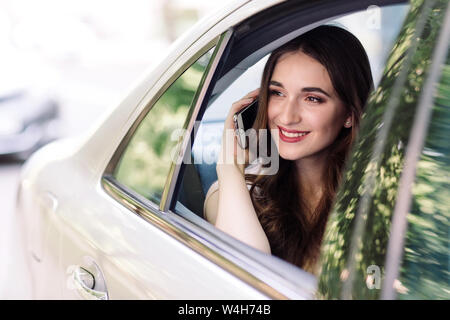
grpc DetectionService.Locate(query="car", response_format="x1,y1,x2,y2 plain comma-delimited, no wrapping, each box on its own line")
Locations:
16,0,449,300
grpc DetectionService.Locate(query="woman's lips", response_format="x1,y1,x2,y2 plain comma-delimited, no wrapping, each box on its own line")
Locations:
277,126,310,143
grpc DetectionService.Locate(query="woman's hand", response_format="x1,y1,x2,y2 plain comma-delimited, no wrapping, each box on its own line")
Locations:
217,88,260,175
213,88,271,254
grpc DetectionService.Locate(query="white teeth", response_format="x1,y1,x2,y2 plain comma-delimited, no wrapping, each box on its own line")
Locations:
281,130,308,137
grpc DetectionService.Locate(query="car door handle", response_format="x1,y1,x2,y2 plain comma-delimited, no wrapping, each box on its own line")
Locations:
72,266,108,300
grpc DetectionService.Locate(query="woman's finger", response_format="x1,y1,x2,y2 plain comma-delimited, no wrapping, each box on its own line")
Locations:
231,98,254,110
236,89,260,103
245,88,260,98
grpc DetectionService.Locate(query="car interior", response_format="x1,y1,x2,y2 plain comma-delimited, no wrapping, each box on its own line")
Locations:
174,0,410,222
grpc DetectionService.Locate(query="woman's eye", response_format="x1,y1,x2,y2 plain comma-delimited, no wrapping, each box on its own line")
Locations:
306,96,323,103
269,90,283,97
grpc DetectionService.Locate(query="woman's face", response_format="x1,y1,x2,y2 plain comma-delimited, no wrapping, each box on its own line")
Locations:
267,50,350,162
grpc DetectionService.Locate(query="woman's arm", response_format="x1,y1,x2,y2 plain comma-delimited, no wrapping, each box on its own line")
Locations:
216,165,271,253
204,181,219,224
210,89,271,254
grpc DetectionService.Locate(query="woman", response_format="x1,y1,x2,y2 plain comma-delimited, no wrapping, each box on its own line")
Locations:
204,25,374,274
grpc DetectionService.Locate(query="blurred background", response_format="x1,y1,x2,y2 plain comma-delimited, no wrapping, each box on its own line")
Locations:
0,0,231,299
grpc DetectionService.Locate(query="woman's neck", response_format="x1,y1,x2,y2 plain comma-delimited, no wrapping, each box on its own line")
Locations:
294,153,329,208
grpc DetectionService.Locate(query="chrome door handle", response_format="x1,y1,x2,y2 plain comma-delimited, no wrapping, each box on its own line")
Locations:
72,266,108,300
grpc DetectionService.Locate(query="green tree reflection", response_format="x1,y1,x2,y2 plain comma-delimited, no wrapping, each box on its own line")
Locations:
398,58,449,300
114,50,213,204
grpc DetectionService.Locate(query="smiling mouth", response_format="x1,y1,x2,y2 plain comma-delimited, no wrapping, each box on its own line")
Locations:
277,126,310,142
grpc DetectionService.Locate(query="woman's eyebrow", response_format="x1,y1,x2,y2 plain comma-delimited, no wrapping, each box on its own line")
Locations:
270,80,331,98
269,80,284,88
302,87,331,98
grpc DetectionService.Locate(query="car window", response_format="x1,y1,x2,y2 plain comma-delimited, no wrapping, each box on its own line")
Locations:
112,48,214,205
318,0,448,299
397,54,450,300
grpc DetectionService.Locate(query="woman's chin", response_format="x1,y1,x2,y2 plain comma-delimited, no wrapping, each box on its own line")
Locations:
279,150,304,161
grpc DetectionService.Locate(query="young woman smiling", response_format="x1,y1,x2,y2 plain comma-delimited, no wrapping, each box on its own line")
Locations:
204,25,374,274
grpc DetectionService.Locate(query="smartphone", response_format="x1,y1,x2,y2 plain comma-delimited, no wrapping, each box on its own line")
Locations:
233,99,258,149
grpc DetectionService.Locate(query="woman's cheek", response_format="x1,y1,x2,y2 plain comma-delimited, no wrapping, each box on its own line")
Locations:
268,98,285,116
267,104,277,126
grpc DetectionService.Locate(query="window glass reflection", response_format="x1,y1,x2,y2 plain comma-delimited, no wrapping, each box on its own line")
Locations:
318,0,447,299
398,55,450,300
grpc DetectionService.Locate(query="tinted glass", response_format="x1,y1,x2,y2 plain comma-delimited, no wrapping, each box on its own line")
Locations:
113,48,214,204
397,54,449,300
318,0,448,299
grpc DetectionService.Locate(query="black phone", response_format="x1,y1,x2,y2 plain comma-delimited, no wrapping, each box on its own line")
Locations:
233,99,258,149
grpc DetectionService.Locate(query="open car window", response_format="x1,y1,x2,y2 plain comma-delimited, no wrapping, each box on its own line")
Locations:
173,3,410,229
170,1,412,296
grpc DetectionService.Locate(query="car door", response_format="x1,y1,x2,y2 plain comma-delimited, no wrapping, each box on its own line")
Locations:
57,34,274,299
58,46,218,298
318,0,449,299
147,0,416,300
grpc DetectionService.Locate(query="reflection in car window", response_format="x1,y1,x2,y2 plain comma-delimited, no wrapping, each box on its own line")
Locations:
318,0,447,299
113,48,214,204
398,55,449,300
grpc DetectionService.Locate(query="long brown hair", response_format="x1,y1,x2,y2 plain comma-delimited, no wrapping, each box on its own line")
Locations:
246,25,373,273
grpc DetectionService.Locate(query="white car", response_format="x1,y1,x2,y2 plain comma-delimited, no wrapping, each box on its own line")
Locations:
16,0,449,300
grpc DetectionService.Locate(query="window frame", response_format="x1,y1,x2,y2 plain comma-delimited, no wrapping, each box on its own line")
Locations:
103,35,223,210
160,32,232,212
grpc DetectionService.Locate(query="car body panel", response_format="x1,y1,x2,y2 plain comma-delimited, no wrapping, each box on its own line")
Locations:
19,139,272,299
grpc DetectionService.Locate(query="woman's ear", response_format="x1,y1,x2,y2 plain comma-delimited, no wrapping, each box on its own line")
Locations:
343,115,352,128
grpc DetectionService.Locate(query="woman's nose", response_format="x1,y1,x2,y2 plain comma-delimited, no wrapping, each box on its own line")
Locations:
278,98,301,124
